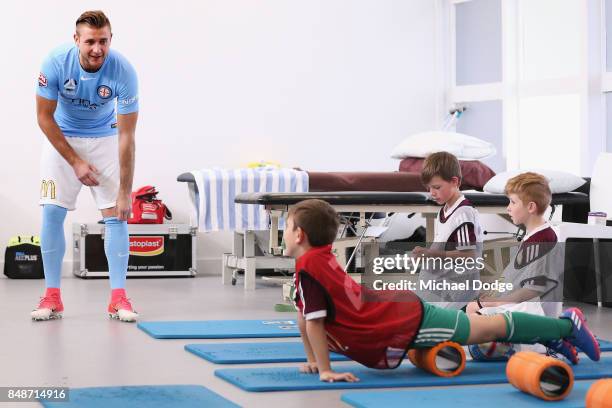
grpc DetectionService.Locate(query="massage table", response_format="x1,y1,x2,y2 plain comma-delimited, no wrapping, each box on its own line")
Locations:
235,191,612,309
178,172,592,291
231,191,588,287
178,171,589,235
177,171,428,290
177,171,443,289
235,190,589,243
177,171,427,194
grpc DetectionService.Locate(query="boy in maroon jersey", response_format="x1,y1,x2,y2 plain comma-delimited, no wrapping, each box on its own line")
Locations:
285,199,600,382
468,172,561,315
467,172,571,361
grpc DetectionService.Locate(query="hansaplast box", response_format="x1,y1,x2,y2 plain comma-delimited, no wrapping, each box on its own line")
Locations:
72,223,197,278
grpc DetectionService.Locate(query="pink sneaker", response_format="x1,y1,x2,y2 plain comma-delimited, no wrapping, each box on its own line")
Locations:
31,289,64,321
108,289,139,322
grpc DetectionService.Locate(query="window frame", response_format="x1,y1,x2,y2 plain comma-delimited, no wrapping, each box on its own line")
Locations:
445,0,607,175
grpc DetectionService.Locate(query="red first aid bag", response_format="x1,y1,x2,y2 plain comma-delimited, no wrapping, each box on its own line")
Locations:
128,186,172,224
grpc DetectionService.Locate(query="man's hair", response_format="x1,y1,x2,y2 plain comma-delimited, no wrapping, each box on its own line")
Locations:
76,10,112,32
421,151,462,185
288,199,339,247
505,172,552,215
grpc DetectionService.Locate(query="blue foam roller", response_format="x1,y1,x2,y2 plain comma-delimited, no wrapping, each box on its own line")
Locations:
137,319,299,339
185,342,350,364
39,385,239,408
341,381,594,408
214,357,612,392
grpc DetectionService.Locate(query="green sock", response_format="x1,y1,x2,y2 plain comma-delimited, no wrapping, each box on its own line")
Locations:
501,312,573,344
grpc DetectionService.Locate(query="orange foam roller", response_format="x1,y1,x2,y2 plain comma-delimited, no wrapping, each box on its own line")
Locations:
586,378,612,408
407,341,466,377
506,351,574,401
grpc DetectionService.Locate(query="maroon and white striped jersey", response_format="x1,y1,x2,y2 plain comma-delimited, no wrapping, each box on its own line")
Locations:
433,195,483,250
502,222,562,316
416,195,483,307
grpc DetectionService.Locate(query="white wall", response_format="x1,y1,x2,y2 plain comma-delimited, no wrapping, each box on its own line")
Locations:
0,0,443,275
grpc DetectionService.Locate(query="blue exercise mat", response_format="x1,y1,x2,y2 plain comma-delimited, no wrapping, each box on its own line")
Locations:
214,357,612,392
598,338,612,351
185,341,350,364
185,339,612,364
137,319,299,339
341,381,595,408
39,385,239,408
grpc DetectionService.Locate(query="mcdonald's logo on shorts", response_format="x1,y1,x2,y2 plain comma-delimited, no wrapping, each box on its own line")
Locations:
40,180,56,199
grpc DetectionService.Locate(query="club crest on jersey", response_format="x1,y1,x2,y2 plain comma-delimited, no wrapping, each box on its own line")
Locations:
97,85,112,99
38,72,48,87
63,78,77,95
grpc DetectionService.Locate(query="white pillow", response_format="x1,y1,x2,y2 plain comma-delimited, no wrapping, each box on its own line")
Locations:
390,131,496,160
483,169,586,194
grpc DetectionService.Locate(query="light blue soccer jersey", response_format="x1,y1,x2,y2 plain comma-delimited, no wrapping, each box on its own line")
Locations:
36,44,138,137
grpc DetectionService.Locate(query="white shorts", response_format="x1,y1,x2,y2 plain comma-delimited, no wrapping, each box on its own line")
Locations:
39,135,119,211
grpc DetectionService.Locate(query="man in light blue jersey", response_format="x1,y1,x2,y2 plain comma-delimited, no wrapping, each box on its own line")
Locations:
33,10,139,322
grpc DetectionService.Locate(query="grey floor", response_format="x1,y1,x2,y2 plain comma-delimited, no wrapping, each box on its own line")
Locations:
1,275,611,408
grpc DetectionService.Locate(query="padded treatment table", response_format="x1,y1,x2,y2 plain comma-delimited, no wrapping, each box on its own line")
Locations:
178,169,589,290
309,171,427,192
235,190,588,208
39,385,239,408
177,171,426,290
341,381,596,408
214,357,612,392
235,190,589,249
237,190,587,289
138,319,299,339
177,171,427,193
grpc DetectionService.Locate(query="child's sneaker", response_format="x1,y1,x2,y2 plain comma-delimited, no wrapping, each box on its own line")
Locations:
560,307,600,362
108,289,139,322
468,341,516,362
546,339,579,365
31,289,63,321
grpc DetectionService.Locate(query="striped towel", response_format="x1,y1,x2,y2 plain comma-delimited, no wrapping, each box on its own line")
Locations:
190,168,309,232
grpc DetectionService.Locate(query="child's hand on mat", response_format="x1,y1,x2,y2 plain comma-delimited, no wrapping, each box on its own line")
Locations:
319,370,359,383
300,362,319,374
